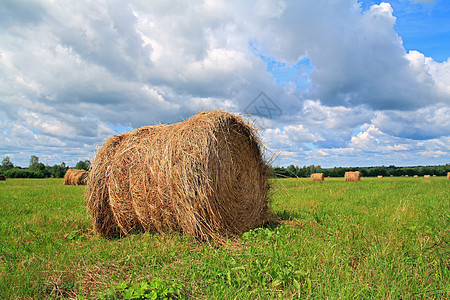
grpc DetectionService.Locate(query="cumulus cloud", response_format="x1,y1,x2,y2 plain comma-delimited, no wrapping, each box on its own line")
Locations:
0,0,449,167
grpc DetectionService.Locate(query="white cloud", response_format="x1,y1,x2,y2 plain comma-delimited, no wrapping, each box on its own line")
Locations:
0,0,449,167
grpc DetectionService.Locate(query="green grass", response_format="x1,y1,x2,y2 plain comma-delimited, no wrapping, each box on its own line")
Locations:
0,177,449,299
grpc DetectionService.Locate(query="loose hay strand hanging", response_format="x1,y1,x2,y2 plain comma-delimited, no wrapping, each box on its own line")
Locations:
87,111,271,243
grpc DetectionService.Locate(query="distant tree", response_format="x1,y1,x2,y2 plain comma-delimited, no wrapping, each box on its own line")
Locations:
49,162,68,178
75,159,91,171
286,165,297,177
1,156,14,170
29,155,39,169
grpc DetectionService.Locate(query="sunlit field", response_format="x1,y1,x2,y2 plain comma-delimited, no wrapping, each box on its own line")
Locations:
0,177,448,299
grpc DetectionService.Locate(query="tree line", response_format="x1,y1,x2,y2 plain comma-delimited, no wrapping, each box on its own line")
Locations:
1,155,449,179
0,156,90,179
272,164,450,178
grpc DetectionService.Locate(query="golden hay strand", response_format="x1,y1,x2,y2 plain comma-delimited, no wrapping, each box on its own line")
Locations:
311,173,324,181
345,171,361,181
87,111,271,243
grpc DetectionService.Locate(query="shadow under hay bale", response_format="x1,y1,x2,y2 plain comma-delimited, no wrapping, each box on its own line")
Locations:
64,169,88,185
0,175,6,181
345,171,361,181
87,111,272,243
311,173,324,181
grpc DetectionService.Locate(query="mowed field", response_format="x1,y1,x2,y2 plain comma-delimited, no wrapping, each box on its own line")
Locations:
0,177,449,299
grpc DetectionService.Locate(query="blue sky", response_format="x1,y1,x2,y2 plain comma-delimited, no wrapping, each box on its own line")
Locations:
363,0,450,62
0,0,449,168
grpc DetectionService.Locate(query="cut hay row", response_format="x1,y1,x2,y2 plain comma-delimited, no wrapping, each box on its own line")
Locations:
311,173,324,181
345,171,361,181
87,110,271,243
64,169,88,185
0,175,6,181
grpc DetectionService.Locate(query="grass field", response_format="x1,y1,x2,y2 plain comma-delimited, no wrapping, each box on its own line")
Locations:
0,177,449,299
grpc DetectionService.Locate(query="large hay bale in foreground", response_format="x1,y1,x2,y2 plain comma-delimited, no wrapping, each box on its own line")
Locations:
64,169,88,185
311,173,324,181
0,175,6,181
87,111,271,243
345,171,361,181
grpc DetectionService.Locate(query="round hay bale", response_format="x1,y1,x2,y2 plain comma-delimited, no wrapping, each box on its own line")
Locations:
0,175,6,181
414,175,419,178
311,173,324,181
345,171,360,181
64,169,89,185
448,172,450,180
377,175,383,179
87,111,271,243
424,175,431,178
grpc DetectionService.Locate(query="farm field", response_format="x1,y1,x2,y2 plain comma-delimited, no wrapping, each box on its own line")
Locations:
0,177,449,299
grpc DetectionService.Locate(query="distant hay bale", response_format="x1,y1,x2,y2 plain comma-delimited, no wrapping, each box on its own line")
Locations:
64,169,88,185
390,175,394,177
311,173,324,181
87,110,271,243
0,175,6,181
448,172,450,180
424,175,431,178
345,171,361,181
433,175,437,177
414,175,419,178
377,175,383,179
405,175,409,177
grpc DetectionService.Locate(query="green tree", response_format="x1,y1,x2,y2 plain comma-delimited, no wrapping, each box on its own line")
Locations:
1,156,14,170
75,159,91,171
29,155,39,170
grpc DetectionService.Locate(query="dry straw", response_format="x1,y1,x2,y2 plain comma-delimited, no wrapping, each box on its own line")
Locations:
311,173,324,181
345,171,361,181
64,169,88,185
0,175,6,181
87,111,271,243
